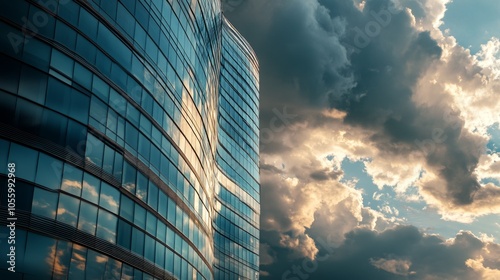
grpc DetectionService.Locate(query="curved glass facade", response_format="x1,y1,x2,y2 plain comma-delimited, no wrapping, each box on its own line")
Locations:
0,0,259,279
213,18,260,280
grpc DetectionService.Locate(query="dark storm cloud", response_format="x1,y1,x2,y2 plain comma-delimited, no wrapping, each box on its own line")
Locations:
309,168,343,181
261,226,497,280
226,0,500,277
227,0,489,207
226,0,354,113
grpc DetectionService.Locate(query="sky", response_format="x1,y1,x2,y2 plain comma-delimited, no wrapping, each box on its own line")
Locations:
223,0,500,279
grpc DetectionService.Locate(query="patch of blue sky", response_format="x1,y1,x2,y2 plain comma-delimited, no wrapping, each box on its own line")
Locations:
340,157,500,241
441,0,500,54
487,123,500,153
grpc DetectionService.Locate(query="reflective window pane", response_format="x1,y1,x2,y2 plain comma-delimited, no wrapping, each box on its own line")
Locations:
32,188,58,219
85,250,107,279
147,182,158,210
61,163,83,196
52,240,72,278
57,193,80,227
136,172,148,202
35,153,63,190
69,244,87,279
122,161,136,194
144,235,155,262
9,143,38,181
99,182,119,214
134,204,146,229
24,232,56,279
85,134,104,168
131,227,144,255
82,172,100,204
119,194,134,221
96,209,117,243
78,201,98,235
40,109,68,146
68,89,89,124
18,65,47,104
117,219,132,250
146,211,157,236
0,139,10,172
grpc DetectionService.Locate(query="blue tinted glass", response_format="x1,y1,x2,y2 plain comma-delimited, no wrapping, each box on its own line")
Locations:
134,204,146,229
9,143,38,182
0,139,10,172
32,188,58,219
156,220,166,243
146,211,156,235
144,235,155,262
165,247,174,273
101,0,117,19
40,109,68,146
52,240,72,278
82,172,100,204
102,145,115,174
96,209,117,243
0,90,16,126
136,172,148,202
113,152,123,180
173,253,181,278
85,250,107,279
117,3,134,36
69,244,87,279
85,134,104,168
125,122,139,151
119,194,134,221
139,114,151,135
28,5,55,38
122,161,136,194
138,132,151,161
131,227,144,255
92,76,109,102
147,182,158,210
46,77,70,115
15,98,43,134
111,63,127,89
78,201,98,235
155,243,165,268
78,8,98,38
55,20,76,49
76,35,97,65
18,65,47,104
122,264,134,280
95,51,111,76
35,153,63,190
166,226,175,248
68,89,89,123
158,190,167,218
167,197,176,225
57,193,80,227
61,163,83,196
105,258,122,279
24,232,56,279
117,219,132,249
134,269,144,280
50,50,74,78
90,95,107,124
66,120,87,156
109,88,127,115
99,182,119,214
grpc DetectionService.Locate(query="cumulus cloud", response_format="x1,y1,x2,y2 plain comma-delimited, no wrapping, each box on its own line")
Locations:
262,226,500,280
226,0,500,276
370,258,415,276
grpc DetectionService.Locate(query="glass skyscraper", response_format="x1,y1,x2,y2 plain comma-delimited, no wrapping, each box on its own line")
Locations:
0,0,259,279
